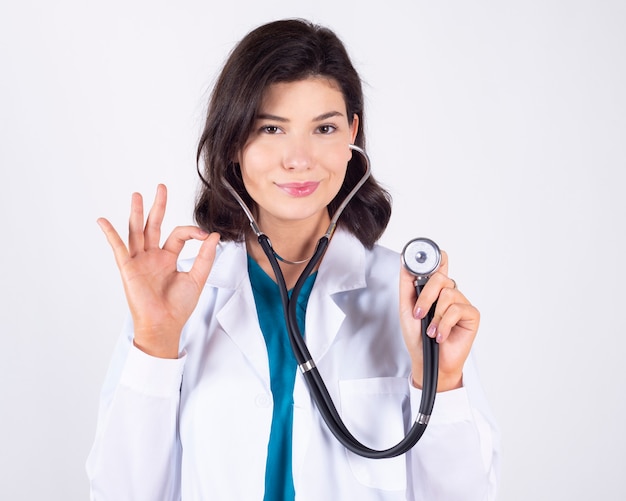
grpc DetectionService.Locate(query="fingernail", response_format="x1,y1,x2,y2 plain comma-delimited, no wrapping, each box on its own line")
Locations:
414,307,424,319
426,324,437,338
436,332,443,343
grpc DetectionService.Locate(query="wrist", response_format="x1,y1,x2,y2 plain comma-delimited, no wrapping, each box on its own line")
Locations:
133,328,181,359
411,366,463,392
435,372,463,392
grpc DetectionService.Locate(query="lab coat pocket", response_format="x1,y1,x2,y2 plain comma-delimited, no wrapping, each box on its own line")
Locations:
338,377,409,491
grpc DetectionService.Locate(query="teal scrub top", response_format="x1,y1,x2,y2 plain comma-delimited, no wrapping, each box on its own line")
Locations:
248,255,317,501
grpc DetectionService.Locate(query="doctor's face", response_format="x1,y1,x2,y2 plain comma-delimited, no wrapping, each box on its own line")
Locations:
238,77,358,230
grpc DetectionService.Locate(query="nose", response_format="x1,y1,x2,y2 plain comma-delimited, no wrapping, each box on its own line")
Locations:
282,136,312,171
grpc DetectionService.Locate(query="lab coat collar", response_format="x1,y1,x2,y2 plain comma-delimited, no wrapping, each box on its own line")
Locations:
305,229,367,361
315,228,367,294
206,239,270,388
204,228,368,375
205,227,367,293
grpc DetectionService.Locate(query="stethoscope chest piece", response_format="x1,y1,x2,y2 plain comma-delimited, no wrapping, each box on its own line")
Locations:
400,236,441,434
402,237,441,284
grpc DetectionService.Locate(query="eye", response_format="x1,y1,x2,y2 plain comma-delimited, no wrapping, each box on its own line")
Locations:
260,125,282,134
317,124,337,134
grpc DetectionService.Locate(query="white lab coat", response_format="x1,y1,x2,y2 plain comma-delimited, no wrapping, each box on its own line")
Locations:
87,229,499,500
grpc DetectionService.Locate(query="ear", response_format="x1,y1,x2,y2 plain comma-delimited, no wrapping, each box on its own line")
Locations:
349,114,359,144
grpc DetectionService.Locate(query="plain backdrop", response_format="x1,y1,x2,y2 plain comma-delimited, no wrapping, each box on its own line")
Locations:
1,1,624,499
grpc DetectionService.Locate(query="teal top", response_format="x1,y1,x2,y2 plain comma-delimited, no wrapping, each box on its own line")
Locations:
247,255,317,501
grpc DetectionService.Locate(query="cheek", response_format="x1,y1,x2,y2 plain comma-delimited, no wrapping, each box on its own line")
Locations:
339,139,356,164
330,163,348,197
331,148,352,179
239,148,265,184
238,163,261,202
240,167,261,197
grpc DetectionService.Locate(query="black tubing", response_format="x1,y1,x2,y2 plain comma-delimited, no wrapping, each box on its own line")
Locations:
258,233,439,459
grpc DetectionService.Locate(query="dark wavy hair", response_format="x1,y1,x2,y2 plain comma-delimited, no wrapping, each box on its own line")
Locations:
194,19,391,248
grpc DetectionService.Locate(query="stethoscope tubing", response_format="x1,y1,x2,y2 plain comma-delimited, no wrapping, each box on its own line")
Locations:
258,225,439,459
224,144,439,458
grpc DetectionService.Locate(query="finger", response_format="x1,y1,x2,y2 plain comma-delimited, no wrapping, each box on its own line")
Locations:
405,249,450,320
428,286,472,340
189,232,221,287
438,250,449,276
399,264,420,321
128,192,145,257
413,271,457,322
162,226,213,257
434,301,480,344
97,218,130,269
144,184,167,250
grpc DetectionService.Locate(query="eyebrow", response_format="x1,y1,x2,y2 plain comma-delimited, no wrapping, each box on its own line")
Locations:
256,110,345,122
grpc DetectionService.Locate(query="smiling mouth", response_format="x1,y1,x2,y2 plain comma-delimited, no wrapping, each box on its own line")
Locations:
276,182,320,197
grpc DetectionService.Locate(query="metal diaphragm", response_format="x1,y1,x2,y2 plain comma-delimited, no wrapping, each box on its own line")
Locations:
401,237,441,281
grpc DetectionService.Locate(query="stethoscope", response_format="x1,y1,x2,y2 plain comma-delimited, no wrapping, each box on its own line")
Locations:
218,144,441,459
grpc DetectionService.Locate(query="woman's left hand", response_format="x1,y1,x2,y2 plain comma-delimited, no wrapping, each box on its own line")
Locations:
399,250,480,392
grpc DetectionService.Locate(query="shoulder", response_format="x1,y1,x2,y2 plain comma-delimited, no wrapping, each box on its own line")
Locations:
368,241,399,266
324,229,400,292
364,241,400,290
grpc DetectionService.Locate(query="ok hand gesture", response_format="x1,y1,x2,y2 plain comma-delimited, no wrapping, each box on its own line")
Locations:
97,184,220,358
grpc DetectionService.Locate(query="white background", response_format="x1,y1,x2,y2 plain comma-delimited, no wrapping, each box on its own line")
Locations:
1,1,625,499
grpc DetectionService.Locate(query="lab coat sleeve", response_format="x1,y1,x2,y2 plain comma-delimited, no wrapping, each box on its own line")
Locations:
86,325,186,501
407,355,500,501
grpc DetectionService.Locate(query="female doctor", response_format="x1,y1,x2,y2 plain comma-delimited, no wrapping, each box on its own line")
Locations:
87,19,499,501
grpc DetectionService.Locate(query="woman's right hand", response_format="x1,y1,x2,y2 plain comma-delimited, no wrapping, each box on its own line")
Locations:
97,184,220,358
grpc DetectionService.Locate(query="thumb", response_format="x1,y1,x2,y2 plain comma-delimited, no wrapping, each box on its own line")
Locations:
189,232,221,286
399,261,419,320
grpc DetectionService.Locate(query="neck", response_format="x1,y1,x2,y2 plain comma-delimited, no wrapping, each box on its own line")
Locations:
246,214,329,289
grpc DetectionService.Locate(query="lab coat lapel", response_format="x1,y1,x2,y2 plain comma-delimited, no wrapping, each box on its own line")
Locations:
207,241,270,389
304,230,367,362
203,232,366,383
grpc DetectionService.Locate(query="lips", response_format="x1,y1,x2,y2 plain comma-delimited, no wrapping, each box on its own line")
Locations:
276,181,320,197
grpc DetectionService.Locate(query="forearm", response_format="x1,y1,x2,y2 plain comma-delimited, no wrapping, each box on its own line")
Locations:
86,345,185,501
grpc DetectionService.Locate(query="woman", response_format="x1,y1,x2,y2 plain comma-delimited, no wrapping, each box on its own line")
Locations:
87,19,499,500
